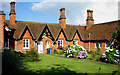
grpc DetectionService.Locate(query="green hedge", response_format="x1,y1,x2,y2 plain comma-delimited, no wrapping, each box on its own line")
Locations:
23,49,40,62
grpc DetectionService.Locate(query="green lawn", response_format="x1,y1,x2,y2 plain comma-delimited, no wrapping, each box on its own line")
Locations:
23,54,119,75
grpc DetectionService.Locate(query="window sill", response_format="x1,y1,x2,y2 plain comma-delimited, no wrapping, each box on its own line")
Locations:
23,48,29,49
95,47,101,49
4,48,10,49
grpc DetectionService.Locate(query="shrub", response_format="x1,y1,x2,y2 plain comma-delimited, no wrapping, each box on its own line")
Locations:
64,45,88,59
89,50,102,61
53,49,58,54
24,48,39,62
76,51,88,59
73,52,79,58
101,48,120,64
2,49,24,74
59,50,64,55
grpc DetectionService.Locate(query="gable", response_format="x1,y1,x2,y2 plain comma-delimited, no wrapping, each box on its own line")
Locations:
73,30,81,40
56,29,67,41
37,25,55,41
63,25,78,40
5,20,120,41
47,23,61,40
20,25,35,40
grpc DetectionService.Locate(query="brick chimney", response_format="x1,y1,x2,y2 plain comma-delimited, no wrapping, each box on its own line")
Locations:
9,2,16,25
59,8,66,28
0,11,5,49
86,9,94,29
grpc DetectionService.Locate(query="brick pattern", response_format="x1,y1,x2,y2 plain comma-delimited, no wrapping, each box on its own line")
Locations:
53,31,68,52
0,13,5,49
10,14,16,25
73,32,84,46
16,30,35,53
40,36,53,54
86,20,94,29
59,19,66,28
6,27,107,53
59,8,66,28
10,2,16,25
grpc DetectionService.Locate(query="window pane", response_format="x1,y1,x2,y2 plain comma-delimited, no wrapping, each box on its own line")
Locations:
23,39,29,49
26,39,28,41
26,45,28,47
58,41,60,46
23,44,25,47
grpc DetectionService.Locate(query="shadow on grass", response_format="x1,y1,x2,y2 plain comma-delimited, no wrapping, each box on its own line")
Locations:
2,50,119,75
19,64,76,75
17,64,118,75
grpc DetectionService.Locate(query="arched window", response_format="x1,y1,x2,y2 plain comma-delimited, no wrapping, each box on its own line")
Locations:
45,40,50,49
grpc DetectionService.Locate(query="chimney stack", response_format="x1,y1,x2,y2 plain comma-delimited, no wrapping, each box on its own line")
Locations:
86,9,94,29
9,2,16,25
0,11,5,49
59,8,66,28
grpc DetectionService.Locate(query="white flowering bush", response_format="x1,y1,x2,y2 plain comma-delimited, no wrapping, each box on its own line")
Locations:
102,47,120,64
64,45,88,58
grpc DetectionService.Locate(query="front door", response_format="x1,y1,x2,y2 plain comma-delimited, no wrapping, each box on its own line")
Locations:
38,41,43,53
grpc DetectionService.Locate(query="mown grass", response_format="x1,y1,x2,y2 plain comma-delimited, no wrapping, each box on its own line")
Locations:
22,54,119,75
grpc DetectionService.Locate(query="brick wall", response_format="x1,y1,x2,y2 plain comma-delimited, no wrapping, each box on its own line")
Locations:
86,20,94,29
0,12,5,50
53,31,68,52
13,29,107,53
40,36,53,54
73,32,84,46
83,41,107,53
10,14,16,25
16,30,35,53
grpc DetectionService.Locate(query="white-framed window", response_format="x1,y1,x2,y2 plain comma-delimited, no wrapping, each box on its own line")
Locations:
105,42,110,48
4,39,9,49
23,39,29,49
46,40,50,49
58,40,63,47
73,40,78,45
95,42,101,48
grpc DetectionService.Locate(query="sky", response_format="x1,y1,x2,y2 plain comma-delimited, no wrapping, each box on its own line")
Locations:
0,0,120,26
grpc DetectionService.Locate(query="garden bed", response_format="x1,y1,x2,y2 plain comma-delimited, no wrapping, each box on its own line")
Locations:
50,54,118,66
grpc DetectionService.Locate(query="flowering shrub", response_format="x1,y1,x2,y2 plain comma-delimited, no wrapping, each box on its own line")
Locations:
64,45,88,59
76,51,88,59
102,47,120,64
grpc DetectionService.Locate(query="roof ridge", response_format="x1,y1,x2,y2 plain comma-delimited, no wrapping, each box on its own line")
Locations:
93,20,120,26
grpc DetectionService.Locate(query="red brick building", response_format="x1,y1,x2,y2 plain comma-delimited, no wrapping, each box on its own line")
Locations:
0,2,120,53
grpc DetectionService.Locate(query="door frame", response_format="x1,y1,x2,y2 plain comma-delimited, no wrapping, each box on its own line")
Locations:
38,41,43,53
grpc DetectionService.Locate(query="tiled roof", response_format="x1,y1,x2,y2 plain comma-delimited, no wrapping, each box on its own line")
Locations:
84,20,120,40
5,20,120,41
5,20,46,39
63,25,78,40
47,23,62,40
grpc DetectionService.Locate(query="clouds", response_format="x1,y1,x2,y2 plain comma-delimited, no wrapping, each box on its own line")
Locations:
0,0,119,25
31,0,119,25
